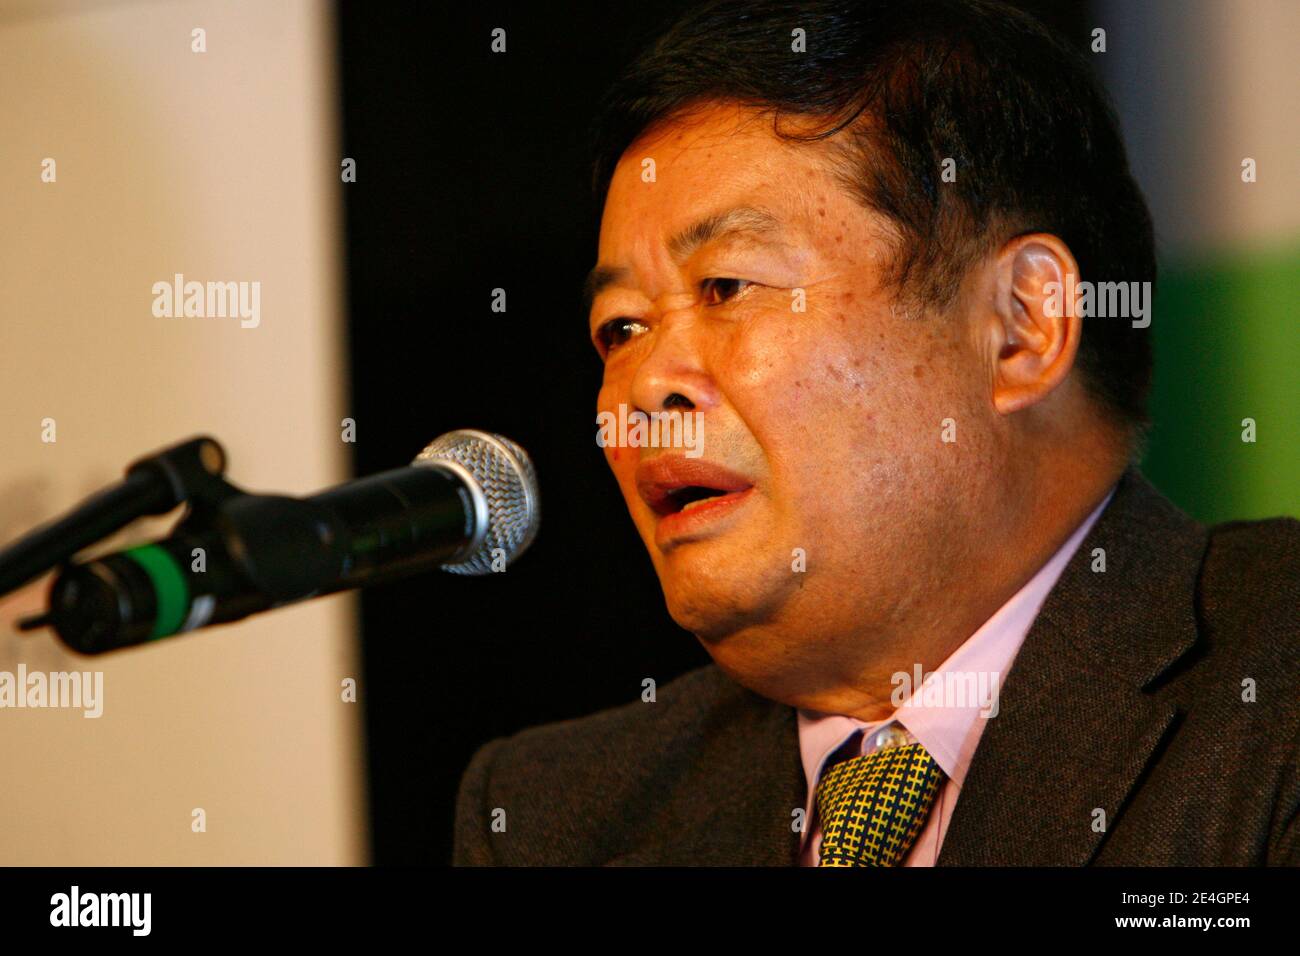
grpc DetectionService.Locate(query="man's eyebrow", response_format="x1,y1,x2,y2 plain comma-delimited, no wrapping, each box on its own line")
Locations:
583,265,628,316
582,206,785,316
667,205,784,262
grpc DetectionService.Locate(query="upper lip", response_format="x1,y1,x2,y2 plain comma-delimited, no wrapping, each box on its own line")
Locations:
635,457,754,517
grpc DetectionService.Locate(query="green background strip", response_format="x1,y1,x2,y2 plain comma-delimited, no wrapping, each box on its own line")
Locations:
1141,239,1300,524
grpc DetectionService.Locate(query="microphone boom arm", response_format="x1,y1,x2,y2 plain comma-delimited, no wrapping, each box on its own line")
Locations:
0,435,245,600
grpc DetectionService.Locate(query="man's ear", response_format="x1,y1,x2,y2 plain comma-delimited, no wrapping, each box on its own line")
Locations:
986,233,1082,415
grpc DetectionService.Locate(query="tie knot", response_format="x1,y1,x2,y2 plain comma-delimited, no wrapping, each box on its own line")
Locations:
815,740,945,867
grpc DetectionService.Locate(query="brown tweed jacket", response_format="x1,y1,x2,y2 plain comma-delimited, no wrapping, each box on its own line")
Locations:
452,469,1300,865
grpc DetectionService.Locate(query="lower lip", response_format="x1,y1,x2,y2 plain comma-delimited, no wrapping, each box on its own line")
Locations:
654,488,755,549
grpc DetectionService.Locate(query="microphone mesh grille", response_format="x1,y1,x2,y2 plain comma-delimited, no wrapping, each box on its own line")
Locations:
414,430,540,575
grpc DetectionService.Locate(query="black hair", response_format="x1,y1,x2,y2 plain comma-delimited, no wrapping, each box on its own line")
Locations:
590,0,1156,433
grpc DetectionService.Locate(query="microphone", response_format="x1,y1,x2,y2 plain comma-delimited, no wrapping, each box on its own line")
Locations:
42,430,540,655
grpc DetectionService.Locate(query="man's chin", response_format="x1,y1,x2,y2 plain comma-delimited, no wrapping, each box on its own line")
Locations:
656,559,789,645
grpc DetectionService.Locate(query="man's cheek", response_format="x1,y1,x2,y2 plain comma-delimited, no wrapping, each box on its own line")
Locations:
719,314,820,390
598,432,640,488
596,377,622,416
596,380,624,465
731,319,870,417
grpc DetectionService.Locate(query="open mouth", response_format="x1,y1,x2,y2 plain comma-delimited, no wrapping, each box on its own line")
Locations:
655,485,737,516
634,456,756,530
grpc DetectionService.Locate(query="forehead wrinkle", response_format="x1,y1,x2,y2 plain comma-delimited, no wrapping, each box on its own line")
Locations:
666,205,784,263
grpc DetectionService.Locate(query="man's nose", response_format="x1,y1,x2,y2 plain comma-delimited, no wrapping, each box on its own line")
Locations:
626,314,719,417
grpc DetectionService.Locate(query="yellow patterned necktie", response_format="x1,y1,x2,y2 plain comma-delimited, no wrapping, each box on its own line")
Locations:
815,739,945,867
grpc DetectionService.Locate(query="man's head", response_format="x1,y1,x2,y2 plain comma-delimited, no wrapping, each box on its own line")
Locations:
585,0,1156,711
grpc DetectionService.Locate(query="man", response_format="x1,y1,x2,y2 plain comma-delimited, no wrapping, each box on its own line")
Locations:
453,0,1299,865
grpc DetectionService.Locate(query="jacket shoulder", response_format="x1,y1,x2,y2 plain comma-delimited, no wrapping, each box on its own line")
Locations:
1189,514,1300,750
491,662,740,762
1199,514,1300,644
452,664,763,864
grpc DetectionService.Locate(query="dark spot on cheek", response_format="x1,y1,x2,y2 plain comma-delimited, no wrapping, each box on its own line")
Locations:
852,358,863,368
826,364,844,381
818,207,826,218
834,234,843,243
841,291,855,304
913,364,925,378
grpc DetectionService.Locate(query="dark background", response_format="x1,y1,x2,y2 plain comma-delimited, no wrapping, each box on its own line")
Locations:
334,0,1089,865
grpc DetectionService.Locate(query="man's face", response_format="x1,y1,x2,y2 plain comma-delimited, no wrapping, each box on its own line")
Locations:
588,102,997,679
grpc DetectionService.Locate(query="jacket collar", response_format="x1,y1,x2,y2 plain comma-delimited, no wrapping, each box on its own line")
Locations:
935,468,1207,864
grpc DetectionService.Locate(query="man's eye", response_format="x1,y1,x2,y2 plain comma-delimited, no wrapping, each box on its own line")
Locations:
595,317,648,354
701,277,752,306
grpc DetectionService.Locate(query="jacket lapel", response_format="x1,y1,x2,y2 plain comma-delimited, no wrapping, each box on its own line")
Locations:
937,469,1207,865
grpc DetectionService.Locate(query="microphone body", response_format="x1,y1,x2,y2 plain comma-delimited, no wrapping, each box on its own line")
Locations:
45,431,538,654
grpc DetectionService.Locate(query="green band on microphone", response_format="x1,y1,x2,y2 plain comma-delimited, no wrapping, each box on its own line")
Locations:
122,544,189,638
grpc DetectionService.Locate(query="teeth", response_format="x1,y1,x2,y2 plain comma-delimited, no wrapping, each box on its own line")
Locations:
680,494,723,512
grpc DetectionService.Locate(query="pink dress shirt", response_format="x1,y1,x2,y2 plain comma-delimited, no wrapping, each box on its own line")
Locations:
797,489,1115,866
